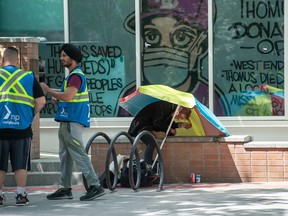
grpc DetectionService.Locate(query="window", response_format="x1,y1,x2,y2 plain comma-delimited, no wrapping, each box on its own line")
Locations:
69,1,136,117
0,0,64,41
213,0,284,116
2,0,284,119
138,0,210,111
39,1,136,118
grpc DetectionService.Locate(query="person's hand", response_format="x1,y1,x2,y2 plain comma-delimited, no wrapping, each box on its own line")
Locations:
181,122,192,129
40,82,50,93
51,97,58,104
169,128,176,135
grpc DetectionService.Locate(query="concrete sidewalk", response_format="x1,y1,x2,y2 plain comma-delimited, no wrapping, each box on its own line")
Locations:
1,182,288,216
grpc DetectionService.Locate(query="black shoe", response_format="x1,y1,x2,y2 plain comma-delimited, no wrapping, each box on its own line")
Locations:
80,186,106,201
0,194,5,206
16,193,29,206
47,188,73,200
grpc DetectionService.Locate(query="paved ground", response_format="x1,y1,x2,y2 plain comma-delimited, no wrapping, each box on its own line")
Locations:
1,182,288,216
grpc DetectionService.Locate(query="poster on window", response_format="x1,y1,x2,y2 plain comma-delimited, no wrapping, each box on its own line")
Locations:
213,0,284,116
39,43,125,118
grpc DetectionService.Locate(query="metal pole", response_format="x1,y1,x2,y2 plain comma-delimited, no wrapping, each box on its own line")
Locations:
152,105,180,168
135,0,142,87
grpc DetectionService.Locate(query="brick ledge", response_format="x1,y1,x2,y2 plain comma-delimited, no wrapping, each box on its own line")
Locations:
92,134,253,144
0,37,40,43
244,141,288,148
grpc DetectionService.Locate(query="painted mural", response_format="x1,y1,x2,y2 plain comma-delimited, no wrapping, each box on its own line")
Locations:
118,0,214,116
39,0,284,118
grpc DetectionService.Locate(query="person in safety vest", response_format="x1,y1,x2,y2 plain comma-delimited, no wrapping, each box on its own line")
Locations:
0,46,46,206
40,43,106,201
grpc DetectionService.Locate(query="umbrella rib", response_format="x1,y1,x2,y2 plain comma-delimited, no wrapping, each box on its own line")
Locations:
152,105,180,169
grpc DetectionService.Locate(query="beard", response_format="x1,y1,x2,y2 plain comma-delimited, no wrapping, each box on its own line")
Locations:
62,60,72,68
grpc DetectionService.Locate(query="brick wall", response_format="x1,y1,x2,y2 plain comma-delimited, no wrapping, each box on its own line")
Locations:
0,37,40,159
91,138,288,184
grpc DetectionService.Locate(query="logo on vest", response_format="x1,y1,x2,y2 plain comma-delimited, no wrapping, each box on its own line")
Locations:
60,107,68,118
3,105,20,125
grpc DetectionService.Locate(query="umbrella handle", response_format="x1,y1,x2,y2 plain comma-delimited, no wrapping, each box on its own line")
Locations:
152,105,180,169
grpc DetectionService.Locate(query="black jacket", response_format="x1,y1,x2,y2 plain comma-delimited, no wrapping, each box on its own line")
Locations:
128,101,178,137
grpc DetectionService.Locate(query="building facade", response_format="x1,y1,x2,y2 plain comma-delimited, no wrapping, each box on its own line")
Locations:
0,0,287,153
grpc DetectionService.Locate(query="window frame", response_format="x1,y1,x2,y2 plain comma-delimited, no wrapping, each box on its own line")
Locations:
63,0,288,122
40,0,288,144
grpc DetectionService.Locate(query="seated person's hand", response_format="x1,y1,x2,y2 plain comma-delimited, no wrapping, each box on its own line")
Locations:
179,122,192,129
169,128,176,135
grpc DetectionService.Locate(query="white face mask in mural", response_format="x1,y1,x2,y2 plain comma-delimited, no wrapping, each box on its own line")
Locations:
143,47,189,86
142,16,207,87
124,0,209,91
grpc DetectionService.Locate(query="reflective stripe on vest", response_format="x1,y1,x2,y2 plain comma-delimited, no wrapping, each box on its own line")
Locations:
62,70,89,102
0,69,35,108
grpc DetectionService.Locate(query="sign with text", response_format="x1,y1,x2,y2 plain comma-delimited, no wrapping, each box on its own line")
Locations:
39,43,125,118
214,0,284,116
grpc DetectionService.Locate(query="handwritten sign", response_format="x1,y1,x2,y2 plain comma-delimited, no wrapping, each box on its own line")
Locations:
214,0,284,116
39,43,125,118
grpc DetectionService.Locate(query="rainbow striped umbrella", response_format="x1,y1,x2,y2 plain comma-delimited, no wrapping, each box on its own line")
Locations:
119,85,229,137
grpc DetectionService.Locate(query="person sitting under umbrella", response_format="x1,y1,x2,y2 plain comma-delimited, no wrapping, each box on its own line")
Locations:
128,100,192,175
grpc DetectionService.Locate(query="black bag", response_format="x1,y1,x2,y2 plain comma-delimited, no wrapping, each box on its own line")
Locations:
120,159,152,187
100,171,119,189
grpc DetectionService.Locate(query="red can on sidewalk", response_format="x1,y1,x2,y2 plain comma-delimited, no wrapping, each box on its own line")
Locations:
190,173,195,183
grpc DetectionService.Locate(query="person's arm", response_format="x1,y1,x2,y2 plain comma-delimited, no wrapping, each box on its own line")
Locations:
168,122,182,136
40,83,78,102
40,74,81,102
34,97,46,114
33,77,46,114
